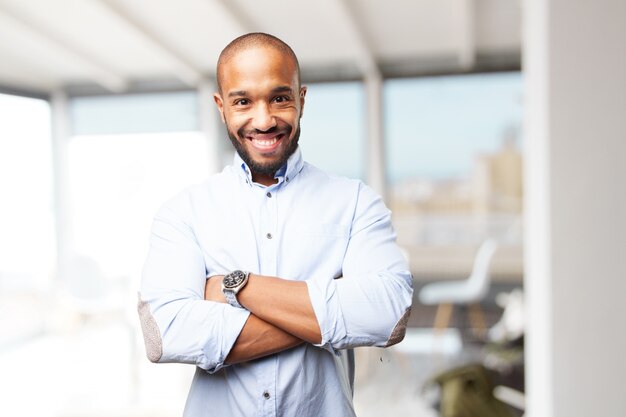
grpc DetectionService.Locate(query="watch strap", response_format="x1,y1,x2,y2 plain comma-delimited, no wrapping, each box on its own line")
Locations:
224,289,243,308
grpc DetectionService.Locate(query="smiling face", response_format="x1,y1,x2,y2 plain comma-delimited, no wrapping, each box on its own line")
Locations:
214,45,306,185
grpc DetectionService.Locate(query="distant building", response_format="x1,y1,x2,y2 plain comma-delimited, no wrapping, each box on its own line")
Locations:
472,129,523,213
391,128,523,215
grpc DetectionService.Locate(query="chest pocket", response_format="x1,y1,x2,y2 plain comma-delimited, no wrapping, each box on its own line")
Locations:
281,222,350,280
296,222,351,238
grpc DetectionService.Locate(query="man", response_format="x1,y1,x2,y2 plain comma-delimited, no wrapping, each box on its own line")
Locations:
138,32,413,417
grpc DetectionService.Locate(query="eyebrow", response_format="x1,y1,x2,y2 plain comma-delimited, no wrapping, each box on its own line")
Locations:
227,86,294,98
228,90,247,98
271,86,294,95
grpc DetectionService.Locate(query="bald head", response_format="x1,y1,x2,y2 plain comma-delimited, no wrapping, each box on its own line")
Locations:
216,32,301,93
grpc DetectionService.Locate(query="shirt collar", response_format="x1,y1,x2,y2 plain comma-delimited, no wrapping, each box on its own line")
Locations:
233,146,304,188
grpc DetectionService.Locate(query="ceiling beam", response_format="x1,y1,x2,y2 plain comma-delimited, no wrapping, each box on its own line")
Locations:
0,39,59,92
0,80,50,100
0,5,127,92
335,0,380,78
95,0,204,87
212,0,256,34
458,0,476,69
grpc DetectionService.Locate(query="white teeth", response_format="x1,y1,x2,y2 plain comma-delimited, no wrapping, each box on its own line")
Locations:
252,138,278,147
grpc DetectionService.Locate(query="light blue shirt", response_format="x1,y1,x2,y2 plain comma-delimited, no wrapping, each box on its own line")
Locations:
138,147,413,417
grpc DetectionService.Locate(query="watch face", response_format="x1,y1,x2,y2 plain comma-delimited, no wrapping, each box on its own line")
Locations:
223,270,246,289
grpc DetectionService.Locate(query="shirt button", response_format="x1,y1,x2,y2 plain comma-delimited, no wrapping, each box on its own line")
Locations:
266,192,272,198
266,233,272,239
263,391,270,399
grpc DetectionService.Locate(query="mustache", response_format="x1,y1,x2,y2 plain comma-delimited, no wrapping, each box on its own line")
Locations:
237,125,292,137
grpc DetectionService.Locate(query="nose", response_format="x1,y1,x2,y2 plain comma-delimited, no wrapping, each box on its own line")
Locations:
251,102,277,132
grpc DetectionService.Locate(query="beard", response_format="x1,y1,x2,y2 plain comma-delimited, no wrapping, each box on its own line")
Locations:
227,122,301,178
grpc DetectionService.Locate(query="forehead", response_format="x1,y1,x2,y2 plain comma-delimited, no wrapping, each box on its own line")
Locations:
219,46,298,94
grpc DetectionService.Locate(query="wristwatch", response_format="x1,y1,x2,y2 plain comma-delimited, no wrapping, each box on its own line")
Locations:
222,270,250,308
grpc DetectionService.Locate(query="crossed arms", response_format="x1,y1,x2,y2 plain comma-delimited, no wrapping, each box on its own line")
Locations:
204,274,320,364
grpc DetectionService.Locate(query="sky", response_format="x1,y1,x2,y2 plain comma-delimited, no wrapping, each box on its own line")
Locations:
384,72,523,182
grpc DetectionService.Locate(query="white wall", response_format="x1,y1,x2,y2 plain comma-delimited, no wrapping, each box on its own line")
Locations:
524,1,626,416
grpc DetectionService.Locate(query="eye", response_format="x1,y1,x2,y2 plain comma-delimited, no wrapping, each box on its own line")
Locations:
273,95,291,104
234,98,250,106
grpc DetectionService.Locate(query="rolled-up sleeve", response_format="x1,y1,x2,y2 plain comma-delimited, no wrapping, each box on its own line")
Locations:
306,183,413,351
138,198,250,373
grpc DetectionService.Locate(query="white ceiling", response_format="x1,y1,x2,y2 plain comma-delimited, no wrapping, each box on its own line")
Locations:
0,0,521,96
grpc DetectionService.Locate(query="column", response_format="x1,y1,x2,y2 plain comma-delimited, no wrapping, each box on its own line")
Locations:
197,78,223,174
365,71,386,201
50,90,73,276
524,1,626,416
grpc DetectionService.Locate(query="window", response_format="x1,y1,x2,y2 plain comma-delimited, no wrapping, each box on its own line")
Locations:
384,72,523,278
0,93,54,291
67,90,209,278
299,82,366,180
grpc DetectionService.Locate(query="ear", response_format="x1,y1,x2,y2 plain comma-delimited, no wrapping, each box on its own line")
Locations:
213,93,226,123
299,86,307,118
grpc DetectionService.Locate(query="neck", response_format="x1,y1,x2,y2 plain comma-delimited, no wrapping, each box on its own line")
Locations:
252,172,278,186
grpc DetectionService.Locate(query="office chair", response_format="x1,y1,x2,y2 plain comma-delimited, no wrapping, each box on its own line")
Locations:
418,239,499,336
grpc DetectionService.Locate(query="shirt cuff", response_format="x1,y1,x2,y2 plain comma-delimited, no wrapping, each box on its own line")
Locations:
305,277,346,352
206,305,251,373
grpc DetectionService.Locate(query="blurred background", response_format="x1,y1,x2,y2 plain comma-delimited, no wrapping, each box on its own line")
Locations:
0,1,623,416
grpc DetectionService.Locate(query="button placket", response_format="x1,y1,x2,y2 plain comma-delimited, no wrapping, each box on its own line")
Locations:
257,358,277,416
259,187,278,277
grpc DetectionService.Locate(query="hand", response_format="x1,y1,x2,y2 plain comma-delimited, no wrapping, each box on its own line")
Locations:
205,275,226,303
